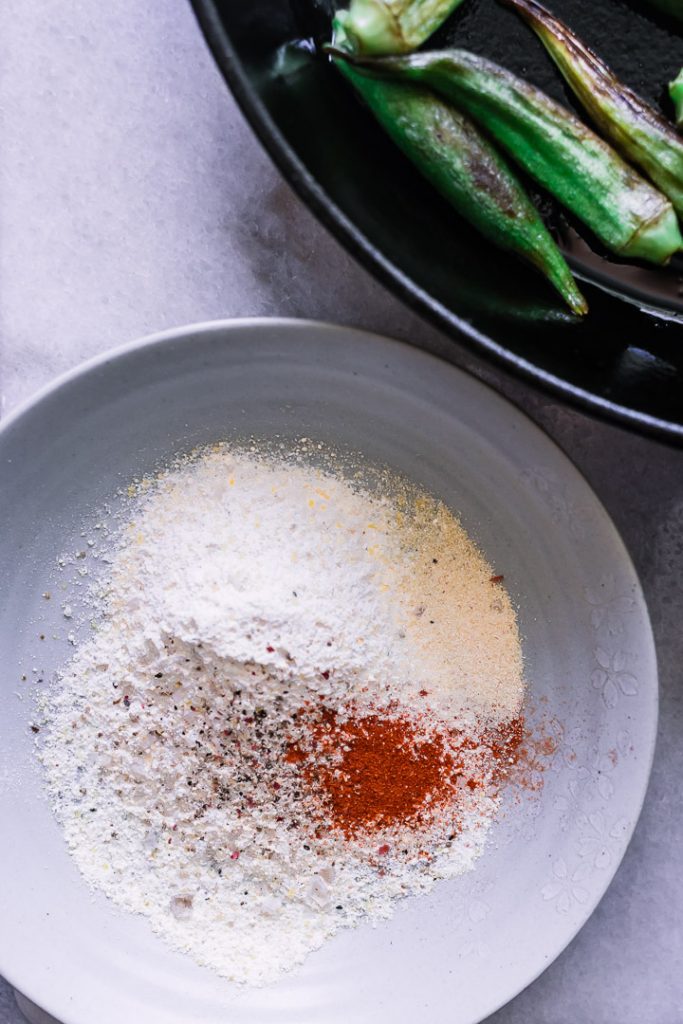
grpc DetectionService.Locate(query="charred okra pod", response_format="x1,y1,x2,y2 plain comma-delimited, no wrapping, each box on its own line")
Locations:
335,0,465,55
504,0,683,219
343,48,683,263
332,53,587,312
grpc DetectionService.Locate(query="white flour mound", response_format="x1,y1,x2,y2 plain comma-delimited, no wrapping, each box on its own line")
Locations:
39,445,524,985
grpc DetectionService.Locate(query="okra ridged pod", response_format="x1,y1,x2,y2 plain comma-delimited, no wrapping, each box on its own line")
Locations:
334,0,465,55
504,0,683,219
334,57,587,313
347,48,683,263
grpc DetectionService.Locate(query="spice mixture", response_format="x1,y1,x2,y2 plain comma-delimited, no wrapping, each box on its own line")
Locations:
39,443,525,985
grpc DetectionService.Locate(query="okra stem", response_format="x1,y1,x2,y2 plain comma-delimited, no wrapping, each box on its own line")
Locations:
346,48,683,263
670,68,683,128
504,0,683,220
335,0,465,55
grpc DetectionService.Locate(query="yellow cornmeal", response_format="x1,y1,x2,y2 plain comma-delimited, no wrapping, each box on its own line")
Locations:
394,492,524,720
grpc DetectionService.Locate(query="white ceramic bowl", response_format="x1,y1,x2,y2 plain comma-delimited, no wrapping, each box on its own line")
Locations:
0,319,657,1024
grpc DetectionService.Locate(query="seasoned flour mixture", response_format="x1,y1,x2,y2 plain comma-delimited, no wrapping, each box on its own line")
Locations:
39,443,525,985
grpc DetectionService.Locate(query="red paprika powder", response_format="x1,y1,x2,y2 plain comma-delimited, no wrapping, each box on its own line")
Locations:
286,703,525,840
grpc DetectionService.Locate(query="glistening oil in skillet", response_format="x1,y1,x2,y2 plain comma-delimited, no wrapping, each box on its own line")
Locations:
37,440,536,984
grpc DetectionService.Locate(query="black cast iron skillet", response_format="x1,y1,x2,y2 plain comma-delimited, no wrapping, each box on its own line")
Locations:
191,0,683,444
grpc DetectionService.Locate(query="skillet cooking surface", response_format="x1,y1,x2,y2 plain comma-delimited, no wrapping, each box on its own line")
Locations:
191,0,683,442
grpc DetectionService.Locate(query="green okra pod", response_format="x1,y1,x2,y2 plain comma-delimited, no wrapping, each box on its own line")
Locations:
335,0,465,55
331,54,587,313
342,48,683,263
670,68,683,128
504,0,683,219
